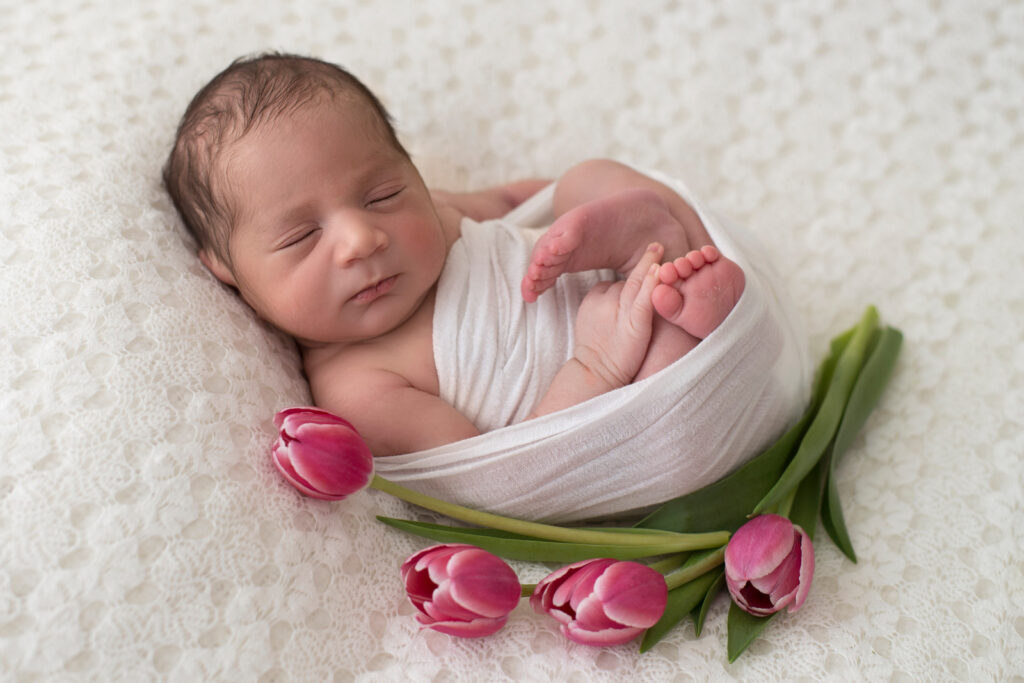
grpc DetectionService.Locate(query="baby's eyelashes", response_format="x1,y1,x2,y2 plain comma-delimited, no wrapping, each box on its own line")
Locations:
367,186,405,206
278,227,319,249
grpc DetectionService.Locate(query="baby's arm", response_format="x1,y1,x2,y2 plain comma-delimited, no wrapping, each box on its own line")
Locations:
312,368,481,456
431,178,551,223
528,244,662,419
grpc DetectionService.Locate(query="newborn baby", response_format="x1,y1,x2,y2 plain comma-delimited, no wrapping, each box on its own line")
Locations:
163,52,744,456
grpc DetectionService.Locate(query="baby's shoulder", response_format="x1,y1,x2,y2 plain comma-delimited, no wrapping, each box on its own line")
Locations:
305,327,437,410
305,347,401,420
306,343,401,394
304,339,442,452
429,190,466,245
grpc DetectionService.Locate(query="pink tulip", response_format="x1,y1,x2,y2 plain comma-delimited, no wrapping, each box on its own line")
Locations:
402,544,522,637
271,406,374,500
530,558,667,646
724,514,814,616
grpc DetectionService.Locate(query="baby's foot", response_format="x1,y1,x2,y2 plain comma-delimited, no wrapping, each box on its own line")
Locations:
521,213,587,303
521,188,683,302
652,245,745,339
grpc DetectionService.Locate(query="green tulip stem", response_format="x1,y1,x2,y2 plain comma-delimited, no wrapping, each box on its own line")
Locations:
370,475,730,551
520,583,536,598
663,546,726,591
648,553,689,574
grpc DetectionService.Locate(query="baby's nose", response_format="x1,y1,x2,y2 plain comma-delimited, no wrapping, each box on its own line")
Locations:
334,220,388,266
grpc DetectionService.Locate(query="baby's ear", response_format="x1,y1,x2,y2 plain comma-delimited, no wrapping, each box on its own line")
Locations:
198,248,237,287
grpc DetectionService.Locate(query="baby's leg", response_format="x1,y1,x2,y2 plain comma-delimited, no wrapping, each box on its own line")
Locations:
522,159,711,303
633,318,701,381
522,188,685,302
652,246,745,339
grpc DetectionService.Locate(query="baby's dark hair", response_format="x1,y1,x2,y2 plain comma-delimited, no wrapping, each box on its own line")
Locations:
163,52,407,264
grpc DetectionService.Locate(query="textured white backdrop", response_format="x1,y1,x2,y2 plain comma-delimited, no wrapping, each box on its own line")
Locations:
1,1,1022,681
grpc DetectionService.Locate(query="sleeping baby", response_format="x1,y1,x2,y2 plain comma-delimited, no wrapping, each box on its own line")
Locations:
163,52,745,457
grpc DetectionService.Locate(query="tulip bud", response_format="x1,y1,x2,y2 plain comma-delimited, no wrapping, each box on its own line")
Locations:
724,514,814,616
530,558,667,647
402,544,522,638
271,407,374,500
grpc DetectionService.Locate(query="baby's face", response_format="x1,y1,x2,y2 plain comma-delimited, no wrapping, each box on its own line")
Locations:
207,99,448,348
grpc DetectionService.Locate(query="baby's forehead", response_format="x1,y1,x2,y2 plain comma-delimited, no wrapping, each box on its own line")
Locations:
226,90,389,154
216,95,402,219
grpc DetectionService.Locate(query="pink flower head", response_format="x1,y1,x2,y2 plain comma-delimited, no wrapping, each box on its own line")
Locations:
401,544,522,638
271,406,374,500
530,558,667,647
724,514,814,616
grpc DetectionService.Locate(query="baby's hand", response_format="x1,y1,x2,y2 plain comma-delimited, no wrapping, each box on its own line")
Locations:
571,243,663,389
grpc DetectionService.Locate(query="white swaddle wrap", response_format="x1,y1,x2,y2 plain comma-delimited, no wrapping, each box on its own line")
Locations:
376,169,811,523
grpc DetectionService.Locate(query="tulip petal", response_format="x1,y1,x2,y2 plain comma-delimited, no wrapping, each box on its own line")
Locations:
593,562,667,629
425,615,508,638
403,570,437,607
532,558,667,647
748,536,800,601
564,621,644,647
271,407,374,500
447,549,521,617
424,585,481,622
271,444,327,499
419,545,464,574
573,594,620,631
735,583,776,615
547,562,586,607
559,560,614,613
790,526,815,612
287,434,373,499
531,562,574,614
725,516,816,617
292,419,361,452
724,514,795,582
402,545,438,578
276,406,353,430
401,544,520,638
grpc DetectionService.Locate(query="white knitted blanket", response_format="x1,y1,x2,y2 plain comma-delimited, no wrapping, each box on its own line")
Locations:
1,1,1021,680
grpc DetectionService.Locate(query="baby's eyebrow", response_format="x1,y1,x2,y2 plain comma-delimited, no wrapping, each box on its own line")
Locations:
266,202,317,235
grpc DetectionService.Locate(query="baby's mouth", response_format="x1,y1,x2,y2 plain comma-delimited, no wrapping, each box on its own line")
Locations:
351,275,397,303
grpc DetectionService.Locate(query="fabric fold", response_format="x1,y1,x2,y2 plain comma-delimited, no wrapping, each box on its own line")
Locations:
376,168,810,523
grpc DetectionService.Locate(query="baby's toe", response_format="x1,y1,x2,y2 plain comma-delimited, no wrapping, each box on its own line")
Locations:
652,283,685,323
700,245,720,263
684,249,706,271
658,262,680,285
673,256,695,279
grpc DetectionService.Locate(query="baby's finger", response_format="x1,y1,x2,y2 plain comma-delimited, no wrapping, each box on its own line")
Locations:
637,259,659,303
627,262,659,328
620,243,663,303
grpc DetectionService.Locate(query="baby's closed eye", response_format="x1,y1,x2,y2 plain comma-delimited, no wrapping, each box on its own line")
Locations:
368,187,404,206
279,226,320,249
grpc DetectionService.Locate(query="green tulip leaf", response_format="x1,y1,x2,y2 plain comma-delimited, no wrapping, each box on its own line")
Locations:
640,569,721,653
377,517,684,562
726,602,777,662
820,325,903,561
692,569,725,637
753,306,880,515
788,455,828,541
830,326,902,464
821,474,855,561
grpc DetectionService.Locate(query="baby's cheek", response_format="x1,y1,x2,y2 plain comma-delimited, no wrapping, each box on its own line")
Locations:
409,225,447,270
